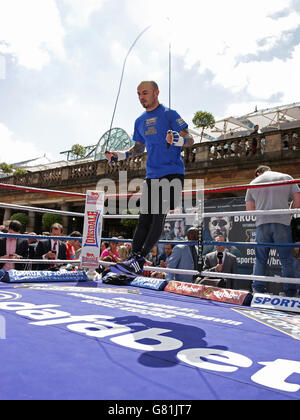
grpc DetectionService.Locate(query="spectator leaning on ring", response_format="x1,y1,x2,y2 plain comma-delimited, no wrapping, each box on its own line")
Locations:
165,227,199,283
100,239,121,263
245,165,300,297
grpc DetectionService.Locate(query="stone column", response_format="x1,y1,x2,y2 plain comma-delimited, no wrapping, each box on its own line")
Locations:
3,208,11,225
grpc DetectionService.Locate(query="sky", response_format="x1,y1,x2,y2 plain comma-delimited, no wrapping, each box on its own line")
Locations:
0,0,300,163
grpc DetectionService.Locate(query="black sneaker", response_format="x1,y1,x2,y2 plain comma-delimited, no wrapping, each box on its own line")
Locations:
110,254,146,277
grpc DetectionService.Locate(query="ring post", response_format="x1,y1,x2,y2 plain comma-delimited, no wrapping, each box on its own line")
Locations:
81,191,105,281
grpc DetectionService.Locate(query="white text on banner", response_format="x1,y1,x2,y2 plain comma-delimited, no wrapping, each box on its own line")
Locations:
81,191,104,269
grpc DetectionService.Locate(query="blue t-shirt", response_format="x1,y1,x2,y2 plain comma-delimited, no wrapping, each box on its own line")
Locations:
132,104,188,178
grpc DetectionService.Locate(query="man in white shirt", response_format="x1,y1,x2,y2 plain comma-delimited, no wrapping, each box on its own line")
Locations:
245,165,300,296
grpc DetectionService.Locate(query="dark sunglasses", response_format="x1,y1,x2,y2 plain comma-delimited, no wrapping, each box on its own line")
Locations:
212,220,228,227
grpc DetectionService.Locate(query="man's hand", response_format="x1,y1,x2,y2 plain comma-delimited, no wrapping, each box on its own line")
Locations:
215,263,223,272
166,131,186,147
45,251,56,260
166,131,174,145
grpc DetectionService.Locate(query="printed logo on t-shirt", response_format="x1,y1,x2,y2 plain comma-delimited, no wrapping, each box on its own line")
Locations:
145,126,157,136
176,117,186,127
146,117,157,126
145,117,158,136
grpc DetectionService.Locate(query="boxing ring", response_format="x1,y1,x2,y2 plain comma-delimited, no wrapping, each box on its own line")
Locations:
0,180,300,402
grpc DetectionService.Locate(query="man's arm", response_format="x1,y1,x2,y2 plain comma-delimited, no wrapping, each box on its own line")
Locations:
246,200,256,211
179,128,194,148
203,255,216,272
105,142,145,163
291,192,300,209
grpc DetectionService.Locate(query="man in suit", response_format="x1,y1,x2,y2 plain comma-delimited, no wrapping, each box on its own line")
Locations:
0,220,29,271
34,223,67,270
198,234,237,289
165,227,198,283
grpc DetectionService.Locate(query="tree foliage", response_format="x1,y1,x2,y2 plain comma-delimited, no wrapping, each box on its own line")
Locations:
0,162,14,174
10,213,29,231
14,168,28,176
192,111,215,141
71,144,86,160
120,209,139,230
42,213,63,231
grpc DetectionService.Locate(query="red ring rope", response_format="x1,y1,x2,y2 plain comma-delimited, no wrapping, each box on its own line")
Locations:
0,179,299,198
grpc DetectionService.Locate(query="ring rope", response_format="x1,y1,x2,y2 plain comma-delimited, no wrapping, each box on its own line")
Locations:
1,232,300,249
0,258,81,265
1,201,300,220
0,178,299,198
0,202,83,218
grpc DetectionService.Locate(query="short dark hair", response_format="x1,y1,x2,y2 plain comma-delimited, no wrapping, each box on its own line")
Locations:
70,231,82,237
255,165,271,177
138,81,159,91
9,220,22,233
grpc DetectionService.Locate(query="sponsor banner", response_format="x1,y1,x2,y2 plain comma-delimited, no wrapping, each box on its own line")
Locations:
165,281,252,306
81,191,104,269
129,276,168,291
2,269,88,283
251,293,300,313
165,281,252,305
233,308,300,341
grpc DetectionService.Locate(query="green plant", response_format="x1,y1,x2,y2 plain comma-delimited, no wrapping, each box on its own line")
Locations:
71,144,86,160
42,213,63,231
120,209,139,230
192,111,215,142
14,168,28,176
0,162,14,174
10,213,29,230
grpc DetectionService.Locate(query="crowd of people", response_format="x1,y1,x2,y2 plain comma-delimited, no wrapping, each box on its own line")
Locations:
0,221,82,271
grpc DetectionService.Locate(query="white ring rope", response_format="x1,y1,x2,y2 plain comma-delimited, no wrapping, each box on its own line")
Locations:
1,201,300,220
0,258,81,265
0,202,83,217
